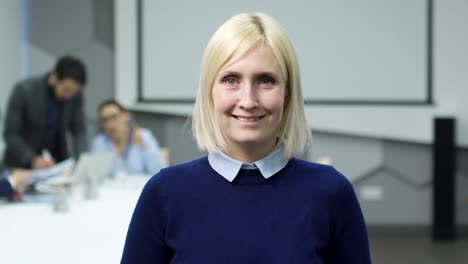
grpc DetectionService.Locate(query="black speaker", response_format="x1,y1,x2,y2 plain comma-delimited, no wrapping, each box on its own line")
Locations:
432,117,456,241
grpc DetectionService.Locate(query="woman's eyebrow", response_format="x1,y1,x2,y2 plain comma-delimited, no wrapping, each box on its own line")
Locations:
252,71,279,77
217,70,240,76
218,70,280,79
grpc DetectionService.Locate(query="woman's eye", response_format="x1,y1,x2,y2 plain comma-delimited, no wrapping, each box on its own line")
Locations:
223,76,237,86
259,76,275,86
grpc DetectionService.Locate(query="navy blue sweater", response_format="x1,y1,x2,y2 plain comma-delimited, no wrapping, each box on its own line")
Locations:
121,157,371,263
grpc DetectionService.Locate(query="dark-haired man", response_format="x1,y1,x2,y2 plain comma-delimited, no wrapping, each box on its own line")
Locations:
3,55,87,169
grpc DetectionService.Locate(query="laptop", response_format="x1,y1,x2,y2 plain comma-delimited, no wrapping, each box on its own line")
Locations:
72,152,114,184
29,152,113,195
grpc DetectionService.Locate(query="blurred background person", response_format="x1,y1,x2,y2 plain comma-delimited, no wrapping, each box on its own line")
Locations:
91,99,162,176
3,55,87,170
0,169,30,200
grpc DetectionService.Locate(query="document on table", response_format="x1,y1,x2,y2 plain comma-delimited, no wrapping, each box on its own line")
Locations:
29,158,75,183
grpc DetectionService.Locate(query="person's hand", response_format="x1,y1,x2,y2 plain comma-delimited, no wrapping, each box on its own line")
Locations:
32,155,56,169
132,127,147,149
10,169,31,193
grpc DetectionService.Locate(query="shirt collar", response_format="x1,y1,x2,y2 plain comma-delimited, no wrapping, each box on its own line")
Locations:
208,145,289,182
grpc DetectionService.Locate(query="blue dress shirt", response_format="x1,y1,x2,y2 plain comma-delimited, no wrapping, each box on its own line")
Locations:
91,128,162,175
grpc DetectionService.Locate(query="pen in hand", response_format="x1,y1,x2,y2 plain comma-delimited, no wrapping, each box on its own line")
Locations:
41,149,55,167
42,149,52,161
32,150,55,169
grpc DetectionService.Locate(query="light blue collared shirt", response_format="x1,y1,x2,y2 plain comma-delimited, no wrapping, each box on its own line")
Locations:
90,128,162,175
208,146,289,182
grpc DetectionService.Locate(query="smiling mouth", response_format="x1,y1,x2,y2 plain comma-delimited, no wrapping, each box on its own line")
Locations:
232,115,265,121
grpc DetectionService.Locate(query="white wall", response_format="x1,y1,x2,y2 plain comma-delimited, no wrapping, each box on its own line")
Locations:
114,0,137,107
140,0,428,103
304,0,468,145
115,0,468,146
0,1,21,153
434,0,468,144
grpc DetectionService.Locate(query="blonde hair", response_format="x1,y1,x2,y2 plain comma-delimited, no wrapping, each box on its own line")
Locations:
192,12,311,159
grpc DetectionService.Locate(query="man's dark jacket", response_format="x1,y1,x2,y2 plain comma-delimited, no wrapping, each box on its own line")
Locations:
3,74,86,168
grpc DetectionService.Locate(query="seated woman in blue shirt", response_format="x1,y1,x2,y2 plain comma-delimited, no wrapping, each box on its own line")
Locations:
121,13,371,263
91,99,162,175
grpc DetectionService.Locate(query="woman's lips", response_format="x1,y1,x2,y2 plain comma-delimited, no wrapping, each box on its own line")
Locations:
232,115,265,121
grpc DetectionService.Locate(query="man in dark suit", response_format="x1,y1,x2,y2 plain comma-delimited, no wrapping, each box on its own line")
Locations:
3,55,87,169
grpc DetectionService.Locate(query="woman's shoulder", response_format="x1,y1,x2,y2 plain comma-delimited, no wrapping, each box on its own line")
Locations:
91,133,110,148
289,158,339,175
162,156,209,174
92,132,107,141
288,158,352,190
283,159,357,207
137,128,160,143
146,156,210,185
138,127,152,136
138,127,157,139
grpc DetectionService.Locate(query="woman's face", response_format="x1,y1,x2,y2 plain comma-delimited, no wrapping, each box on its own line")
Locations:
212,44,286,161
99,104,129,140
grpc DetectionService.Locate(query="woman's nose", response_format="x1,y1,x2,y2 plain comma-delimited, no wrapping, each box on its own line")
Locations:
239,83,259,109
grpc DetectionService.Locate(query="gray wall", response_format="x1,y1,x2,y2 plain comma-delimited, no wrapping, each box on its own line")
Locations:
0,1,21,155
312,133,468,229
131,112,206,166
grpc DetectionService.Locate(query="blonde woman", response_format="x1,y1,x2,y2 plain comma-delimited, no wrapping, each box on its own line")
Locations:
122,13,371,263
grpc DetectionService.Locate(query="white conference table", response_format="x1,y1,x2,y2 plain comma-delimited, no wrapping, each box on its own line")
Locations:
0,176,149,264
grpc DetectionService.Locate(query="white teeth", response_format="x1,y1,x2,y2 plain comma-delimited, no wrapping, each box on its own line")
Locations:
236,116,260,121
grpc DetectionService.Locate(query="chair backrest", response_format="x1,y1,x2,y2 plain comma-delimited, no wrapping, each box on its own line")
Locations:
160,147,170,168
